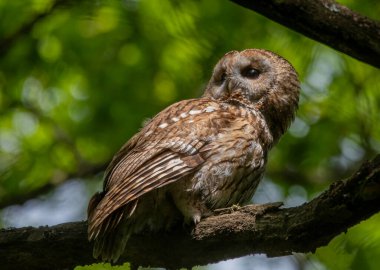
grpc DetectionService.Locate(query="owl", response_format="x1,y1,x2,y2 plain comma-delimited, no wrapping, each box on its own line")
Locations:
87,49,300,262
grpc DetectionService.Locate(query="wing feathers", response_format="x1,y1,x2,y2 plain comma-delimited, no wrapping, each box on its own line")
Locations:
89,99,222,242
89,200,138,240
90,150,205,232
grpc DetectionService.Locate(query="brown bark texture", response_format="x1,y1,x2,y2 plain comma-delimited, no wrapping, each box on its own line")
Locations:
1,155,379,270
231,0,380,68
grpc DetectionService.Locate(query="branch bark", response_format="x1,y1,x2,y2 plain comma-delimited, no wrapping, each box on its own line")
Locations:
1,155,379,270
231,0,380,69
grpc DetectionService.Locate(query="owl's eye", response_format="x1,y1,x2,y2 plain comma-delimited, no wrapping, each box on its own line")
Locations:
241,67,260,79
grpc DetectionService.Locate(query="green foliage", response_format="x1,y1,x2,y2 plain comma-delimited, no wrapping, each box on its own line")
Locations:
0,0,380,269
314,213,380,270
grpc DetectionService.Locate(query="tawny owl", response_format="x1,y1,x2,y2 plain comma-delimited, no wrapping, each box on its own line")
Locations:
87,49,300,262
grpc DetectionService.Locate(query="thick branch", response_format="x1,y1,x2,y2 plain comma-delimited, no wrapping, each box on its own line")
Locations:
1,155,379,270
231,0,380,69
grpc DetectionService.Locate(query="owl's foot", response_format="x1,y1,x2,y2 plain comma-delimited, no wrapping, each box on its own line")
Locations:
193,213,201,224
181,212,202,229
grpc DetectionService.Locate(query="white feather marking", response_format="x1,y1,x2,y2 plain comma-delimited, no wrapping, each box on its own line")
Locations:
167,158,182,166
145,130,153,136
203,106,216,113
120,159,191,203
128,152,174,180
183,144,195,154
172,117,179,122
180,112,188,118
189,109,202,115
166,141,176,148
140,159,184,181
158,123,168,129
127,156,183,187
171,164,186,172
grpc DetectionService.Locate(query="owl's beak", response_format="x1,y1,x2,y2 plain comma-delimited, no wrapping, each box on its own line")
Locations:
219,77,232,95
226,75,239,93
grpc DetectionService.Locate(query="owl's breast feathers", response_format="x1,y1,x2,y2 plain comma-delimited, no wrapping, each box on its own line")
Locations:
87,97,272,241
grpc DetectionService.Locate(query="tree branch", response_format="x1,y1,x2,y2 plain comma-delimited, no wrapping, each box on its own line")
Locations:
231,0,380,69
1,155,379,270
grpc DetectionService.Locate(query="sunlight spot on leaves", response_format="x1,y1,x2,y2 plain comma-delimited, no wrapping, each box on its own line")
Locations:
38,35,62,62
119,44,142,67
153,72,177,103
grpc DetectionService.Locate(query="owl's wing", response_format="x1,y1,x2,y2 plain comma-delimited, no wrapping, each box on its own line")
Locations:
88,99,217,239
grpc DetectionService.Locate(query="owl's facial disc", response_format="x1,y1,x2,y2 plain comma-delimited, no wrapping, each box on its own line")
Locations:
204,51,274,104
236,57,274,103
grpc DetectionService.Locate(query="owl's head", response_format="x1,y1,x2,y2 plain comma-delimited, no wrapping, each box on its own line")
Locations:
203,49,300,140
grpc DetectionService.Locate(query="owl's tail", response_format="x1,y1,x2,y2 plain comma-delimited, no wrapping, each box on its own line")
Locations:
92,220,134,262
87,192,139,262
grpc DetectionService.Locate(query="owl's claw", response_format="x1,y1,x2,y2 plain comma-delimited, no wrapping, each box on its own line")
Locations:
182,212,202,228
231,204,241,211
193,214,201,224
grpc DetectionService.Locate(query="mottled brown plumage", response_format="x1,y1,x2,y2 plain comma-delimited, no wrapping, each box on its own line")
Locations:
87,49,300,262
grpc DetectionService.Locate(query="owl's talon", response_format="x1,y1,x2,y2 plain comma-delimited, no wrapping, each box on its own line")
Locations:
181,213,201,228
193,215,201,225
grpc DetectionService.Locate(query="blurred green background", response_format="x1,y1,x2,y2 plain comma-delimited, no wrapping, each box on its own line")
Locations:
1,0,380,269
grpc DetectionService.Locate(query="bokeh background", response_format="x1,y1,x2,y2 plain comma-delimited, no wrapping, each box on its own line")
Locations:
1,0,380,269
